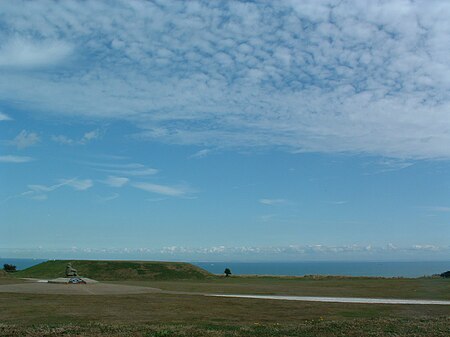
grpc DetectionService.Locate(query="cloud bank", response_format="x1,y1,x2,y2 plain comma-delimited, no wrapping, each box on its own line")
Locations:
1,1,450,158
2,244,449,262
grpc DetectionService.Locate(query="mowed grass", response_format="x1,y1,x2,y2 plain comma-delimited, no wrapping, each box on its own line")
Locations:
0,277,449,336
0,290,449,336
109,275,450,300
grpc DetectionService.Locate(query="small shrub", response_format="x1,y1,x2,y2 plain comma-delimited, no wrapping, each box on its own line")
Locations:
3,264,16,272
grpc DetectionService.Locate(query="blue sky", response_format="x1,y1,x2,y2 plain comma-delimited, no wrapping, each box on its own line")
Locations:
0,0,449,261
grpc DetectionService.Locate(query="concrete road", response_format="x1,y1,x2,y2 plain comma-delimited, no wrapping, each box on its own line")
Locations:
209,293,450,305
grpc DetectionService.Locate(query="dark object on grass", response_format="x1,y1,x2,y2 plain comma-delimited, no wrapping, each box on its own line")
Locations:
440,271,450,278
224,268,232,277
3,264,16,272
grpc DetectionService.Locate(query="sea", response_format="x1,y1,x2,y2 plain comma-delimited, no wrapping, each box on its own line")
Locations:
1,258,449,278
194,261,450,278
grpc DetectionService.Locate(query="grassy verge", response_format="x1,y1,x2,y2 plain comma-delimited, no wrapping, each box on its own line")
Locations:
108,276,450,300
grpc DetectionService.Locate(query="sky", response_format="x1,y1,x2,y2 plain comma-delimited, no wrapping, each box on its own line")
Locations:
0,0,449,261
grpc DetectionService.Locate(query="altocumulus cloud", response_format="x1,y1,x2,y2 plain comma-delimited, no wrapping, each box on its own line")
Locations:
1,1,450,158
0,38,73,68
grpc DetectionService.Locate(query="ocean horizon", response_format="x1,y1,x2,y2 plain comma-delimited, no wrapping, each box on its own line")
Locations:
1,258,448,278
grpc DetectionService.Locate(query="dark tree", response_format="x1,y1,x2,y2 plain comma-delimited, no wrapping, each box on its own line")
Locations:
440,271,450,278
3,264,17,272
224,268,232,277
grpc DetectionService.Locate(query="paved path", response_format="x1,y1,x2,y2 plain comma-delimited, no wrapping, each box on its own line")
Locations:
0,282,161,295
208,294,450,305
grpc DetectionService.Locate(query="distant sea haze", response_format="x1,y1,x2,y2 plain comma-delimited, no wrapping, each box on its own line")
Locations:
1,259,449,278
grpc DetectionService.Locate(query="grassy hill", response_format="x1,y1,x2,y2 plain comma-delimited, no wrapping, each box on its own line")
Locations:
14,260,212,281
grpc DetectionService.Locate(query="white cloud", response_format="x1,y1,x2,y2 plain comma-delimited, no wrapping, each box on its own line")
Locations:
52,129,101,145
80,129,101,144
374,159,415,173
51,135,74,145
100,168,158,176
21,178,93,201
28,178,92,193
28,183,65,193
86,162,158,176
103,176,129,187
1,2,450,158
259,198,286,205
11,130,40,149
3,243,450,261
58,178,93,191
155,243,450,259
0,155,34,163
189,149,211,159
0,112,12,121
259,214,276,222
30,194,48,201
328,201,348,205
0,38,73,68
132,182,190,197
427,206,450,212
97,193,119,202
411,244,441,251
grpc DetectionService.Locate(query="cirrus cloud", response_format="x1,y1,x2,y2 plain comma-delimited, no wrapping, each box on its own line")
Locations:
0,155,34,163
132,182,191,197
102,176,129,188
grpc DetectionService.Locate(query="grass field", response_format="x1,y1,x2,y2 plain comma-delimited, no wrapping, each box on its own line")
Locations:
1,276,449,336
110,275,450,300
2,261,449,336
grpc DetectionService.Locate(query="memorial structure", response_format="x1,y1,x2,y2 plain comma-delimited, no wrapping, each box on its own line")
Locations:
47,263,97,284
65,263,78,277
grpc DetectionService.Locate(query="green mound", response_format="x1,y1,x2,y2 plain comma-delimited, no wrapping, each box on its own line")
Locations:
14,260,212,281
0,270,10,278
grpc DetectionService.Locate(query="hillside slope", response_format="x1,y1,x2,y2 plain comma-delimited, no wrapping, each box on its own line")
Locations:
15,260,212,281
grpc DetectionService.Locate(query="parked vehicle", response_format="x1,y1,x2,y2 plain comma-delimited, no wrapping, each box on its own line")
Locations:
68,277,86,284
